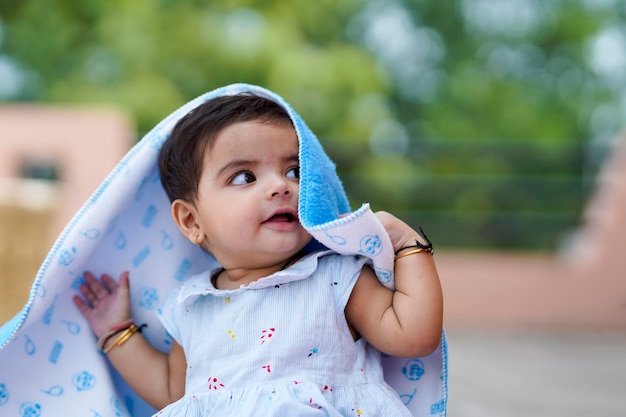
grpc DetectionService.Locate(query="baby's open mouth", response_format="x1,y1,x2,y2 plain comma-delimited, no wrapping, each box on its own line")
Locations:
266,212,295,223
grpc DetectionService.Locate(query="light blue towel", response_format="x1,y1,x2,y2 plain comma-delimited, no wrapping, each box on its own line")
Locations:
0,83,447,417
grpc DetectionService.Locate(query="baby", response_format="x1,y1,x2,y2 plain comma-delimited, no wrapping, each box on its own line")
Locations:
74,92,443,416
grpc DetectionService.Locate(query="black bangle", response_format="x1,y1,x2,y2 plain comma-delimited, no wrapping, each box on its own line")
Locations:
394,226,434,256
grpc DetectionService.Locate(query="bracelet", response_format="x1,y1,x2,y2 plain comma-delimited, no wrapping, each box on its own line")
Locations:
395,247,432,260
103,323,147,354
99,322,147,354
394,226,434,260
107,324,137,351
97,319,134,351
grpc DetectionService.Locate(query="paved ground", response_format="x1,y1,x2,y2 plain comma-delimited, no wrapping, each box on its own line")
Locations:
445,329,626,416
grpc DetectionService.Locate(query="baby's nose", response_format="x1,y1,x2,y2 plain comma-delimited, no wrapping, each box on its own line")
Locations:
267,176,292,198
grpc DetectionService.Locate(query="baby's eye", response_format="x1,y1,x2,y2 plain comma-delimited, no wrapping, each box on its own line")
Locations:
230,172,256,185
286,166,300,179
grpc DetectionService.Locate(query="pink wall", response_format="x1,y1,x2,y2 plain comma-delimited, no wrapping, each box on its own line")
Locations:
0,105,133,234
0,105,133,322
438,136,626,330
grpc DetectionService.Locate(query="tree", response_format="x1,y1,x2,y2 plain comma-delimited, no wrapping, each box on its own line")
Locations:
0,0,384,136
1,0,623,249
342,0,624,249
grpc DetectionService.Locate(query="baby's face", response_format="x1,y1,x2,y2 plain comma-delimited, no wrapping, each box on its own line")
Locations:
193,120,312,269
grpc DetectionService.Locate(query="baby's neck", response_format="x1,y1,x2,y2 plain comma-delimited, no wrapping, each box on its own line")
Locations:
213,252,303,290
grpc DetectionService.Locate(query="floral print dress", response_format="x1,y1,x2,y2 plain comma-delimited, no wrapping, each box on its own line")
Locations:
155,251,412,417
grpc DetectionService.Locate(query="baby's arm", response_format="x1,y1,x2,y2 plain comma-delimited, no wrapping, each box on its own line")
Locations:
73,271,186,409
345,211,443,358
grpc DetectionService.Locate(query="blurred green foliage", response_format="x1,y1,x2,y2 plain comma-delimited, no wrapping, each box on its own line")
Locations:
1,0,623,250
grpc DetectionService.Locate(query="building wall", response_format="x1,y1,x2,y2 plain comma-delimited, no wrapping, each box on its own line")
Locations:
0,105,132,322
438,136,626,330
0,105,133,234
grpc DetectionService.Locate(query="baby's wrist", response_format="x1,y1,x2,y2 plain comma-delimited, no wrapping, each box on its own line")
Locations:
105,324,146,354
394,226,434,259
397,235,424,250
95,319,133,339
96,319,135,349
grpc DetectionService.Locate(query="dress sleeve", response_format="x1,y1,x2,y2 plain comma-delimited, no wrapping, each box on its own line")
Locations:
323,254,371,312
156,285,184,345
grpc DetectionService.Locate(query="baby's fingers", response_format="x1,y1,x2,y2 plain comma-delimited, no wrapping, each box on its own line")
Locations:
73,294,92,315
83,272,111,298
77,281,99,308
101,273,120,293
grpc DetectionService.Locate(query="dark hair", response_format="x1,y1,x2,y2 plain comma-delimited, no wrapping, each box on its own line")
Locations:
158,93,293,203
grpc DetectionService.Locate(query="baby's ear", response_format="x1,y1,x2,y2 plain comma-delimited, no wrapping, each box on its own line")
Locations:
171,199,201,242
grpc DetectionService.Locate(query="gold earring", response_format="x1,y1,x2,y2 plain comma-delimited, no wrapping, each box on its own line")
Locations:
193,234,202,246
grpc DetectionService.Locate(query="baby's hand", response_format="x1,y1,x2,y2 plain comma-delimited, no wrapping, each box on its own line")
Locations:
73,271,132,338
374,211,426,253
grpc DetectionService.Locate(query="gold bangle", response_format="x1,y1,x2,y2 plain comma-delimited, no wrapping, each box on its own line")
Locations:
103,323,138,354
394,247,431,260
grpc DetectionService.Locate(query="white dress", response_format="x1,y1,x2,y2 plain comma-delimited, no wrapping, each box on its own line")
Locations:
155,251,412,416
